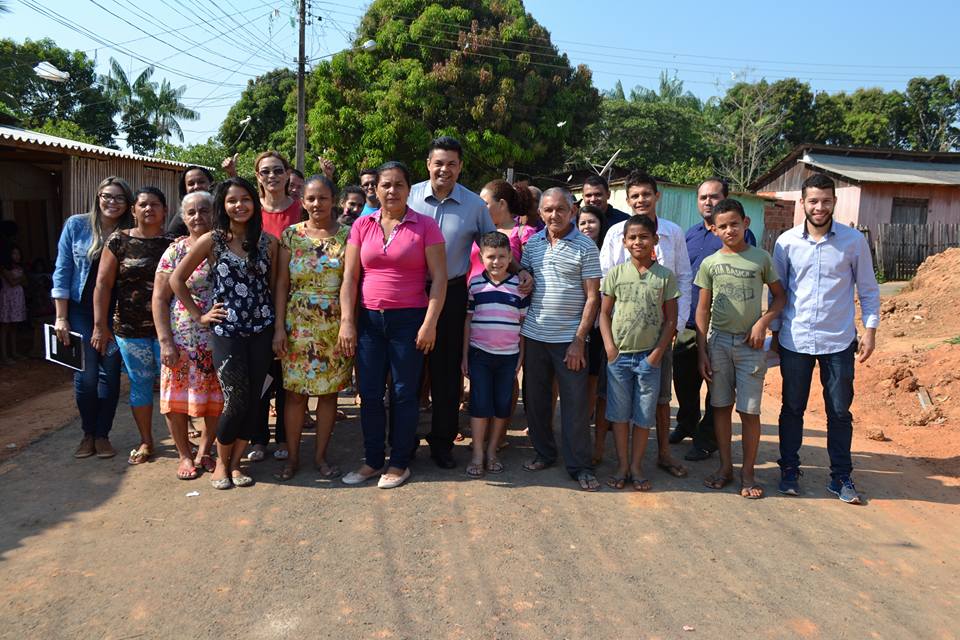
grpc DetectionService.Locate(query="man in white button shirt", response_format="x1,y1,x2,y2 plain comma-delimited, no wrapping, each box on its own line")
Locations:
599,170,692,479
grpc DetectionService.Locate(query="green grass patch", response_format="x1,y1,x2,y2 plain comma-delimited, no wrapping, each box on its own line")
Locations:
946,336,960,345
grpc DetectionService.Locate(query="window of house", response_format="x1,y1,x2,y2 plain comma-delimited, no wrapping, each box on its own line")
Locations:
891,197,929,225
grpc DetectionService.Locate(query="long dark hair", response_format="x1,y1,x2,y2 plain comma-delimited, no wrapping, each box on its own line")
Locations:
213,177,263,268
177,166,215,201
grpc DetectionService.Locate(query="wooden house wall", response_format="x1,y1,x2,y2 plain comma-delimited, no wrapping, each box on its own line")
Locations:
755,161,857,193
857,183,960,229
64,155,182,220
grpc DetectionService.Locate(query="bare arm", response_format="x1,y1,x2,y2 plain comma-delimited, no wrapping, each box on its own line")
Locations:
171,233,219,324
747,280,786,349
564,276,600,372
695,288,713,382
598,293,618,362
54,298,71,346
337,243,360,357
90,246,119,354
648,298,678,366
417,244,448,353
272,243,291,357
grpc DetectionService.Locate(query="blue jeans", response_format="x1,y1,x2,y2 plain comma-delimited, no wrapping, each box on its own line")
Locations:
604,350,660,428
356,307,426,471
69,304,122,438
115,336,161,407
778,341,857,479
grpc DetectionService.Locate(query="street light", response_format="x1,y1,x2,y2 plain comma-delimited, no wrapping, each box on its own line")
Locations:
33,61,69,82
295,39,377,171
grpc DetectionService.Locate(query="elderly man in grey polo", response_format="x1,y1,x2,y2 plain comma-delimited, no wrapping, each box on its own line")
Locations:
520,187,603,491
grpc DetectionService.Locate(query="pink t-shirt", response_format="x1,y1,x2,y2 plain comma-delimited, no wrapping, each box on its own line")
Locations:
467,224,533,281
348,208,445,310
261,200,302,239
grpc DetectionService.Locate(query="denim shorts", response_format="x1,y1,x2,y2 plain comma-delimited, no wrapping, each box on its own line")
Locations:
468,347,519,419
604,350,661,428
707,330,767,415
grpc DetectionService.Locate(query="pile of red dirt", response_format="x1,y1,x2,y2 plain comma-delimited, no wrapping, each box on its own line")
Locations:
851,248,960,477
879,247,960,341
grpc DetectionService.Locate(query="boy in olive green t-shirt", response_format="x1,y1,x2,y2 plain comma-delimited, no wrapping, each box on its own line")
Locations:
694,199,786,499
599,215,679,491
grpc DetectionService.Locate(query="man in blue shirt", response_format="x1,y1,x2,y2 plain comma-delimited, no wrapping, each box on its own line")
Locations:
671,178,756,461
407,137,497,469
358,168,380,216
772,173,880,505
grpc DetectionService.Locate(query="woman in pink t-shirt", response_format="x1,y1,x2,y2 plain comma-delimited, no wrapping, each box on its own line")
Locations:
338,161,447,489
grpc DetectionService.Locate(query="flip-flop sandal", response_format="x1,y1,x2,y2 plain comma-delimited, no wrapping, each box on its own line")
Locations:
466,462,485,478
231,473,255,487
632,477,652,492
485,459,505,474
656,459,688,478
248,449,266,462
273,449,289,460
316,464,342,479
127,446,152,465
523,457,553,472
606,475,627,490
177,463,199,480
198,455,216,473
274,465,297,481
703,472,734,490
335,410,348,421
577,472,601,492
740,483,765,499
210,477,232,490
188,429,202,439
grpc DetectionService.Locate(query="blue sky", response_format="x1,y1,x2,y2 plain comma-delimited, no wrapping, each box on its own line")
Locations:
4,0,958,149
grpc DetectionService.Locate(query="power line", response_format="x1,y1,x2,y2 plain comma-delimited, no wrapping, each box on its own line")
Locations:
165,0,291,67
17,0,249,88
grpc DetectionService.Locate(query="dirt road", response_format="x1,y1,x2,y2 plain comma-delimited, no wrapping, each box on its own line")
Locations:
1,386,958,640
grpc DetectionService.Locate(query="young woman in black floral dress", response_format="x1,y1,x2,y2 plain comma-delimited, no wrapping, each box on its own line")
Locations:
171,177,278,490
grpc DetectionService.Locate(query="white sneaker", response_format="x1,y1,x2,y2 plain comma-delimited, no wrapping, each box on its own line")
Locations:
377,468,411,489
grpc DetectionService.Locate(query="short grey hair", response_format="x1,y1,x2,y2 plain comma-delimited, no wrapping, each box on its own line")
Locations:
181,190,214,213
540,187,574,209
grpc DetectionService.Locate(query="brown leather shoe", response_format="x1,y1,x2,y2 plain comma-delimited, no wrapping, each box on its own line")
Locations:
74,435,96,458
94,438,116,458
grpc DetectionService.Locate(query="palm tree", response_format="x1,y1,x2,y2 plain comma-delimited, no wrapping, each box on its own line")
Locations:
145,78,198,143
102,57,198,153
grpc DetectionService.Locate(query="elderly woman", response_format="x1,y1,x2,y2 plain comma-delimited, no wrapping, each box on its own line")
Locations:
272,175,352,481
338,161,447,489
172,177,278,489
152,191,223,480
92,187,173,465
52,177,134,459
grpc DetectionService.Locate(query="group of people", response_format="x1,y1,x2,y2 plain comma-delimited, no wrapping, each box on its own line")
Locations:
51,135,880,502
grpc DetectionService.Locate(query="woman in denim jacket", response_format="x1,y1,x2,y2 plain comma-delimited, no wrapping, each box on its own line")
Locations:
51,177,134,459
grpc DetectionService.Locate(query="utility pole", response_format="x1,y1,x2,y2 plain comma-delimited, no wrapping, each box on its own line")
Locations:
295,0,306,172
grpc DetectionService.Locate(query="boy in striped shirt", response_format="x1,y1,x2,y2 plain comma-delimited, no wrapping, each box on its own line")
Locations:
461,232,529,478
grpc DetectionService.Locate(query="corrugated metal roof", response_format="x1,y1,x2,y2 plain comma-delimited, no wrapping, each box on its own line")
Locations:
803,151,960,185
0,125,196,168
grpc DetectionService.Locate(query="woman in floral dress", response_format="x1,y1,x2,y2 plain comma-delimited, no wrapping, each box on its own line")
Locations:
272,175,352,480
152,190,223,480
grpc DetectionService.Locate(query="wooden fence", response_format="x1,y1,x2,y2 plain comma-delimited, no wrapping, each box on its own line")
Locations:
874,223,960,280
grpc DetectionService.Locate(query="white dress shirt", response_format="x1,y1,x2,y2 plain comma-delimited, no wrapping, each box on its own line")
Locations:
599,216,692,326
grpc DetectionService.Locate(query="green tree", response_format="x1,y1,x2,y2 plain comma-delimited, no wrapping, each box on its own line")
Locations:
103,57,198,155
218,69,296,156
34,119,98,144
902,75,960,151
300,0,600,185
0,38,118,145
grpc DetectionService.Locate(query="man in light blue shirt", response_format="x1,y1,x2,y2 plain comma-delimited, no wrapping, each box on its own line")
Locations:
407,136,496,469
771,173,880,505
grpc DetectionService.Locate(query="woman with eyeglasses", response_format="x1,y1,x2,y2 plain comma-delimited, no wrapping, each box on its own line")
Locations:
171,177,278,489
152,190,222,480
92,187,173,466
244,151,300,462
52,178,134,460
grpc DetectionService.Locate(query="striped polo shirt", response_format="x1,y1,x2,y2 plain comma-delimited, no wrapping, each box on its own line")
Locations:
521,225,602,343
467,272,528,355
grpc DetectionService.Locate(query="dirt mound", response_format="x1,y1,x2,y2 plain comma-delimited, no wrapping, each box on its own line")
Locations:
880,248,960,341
